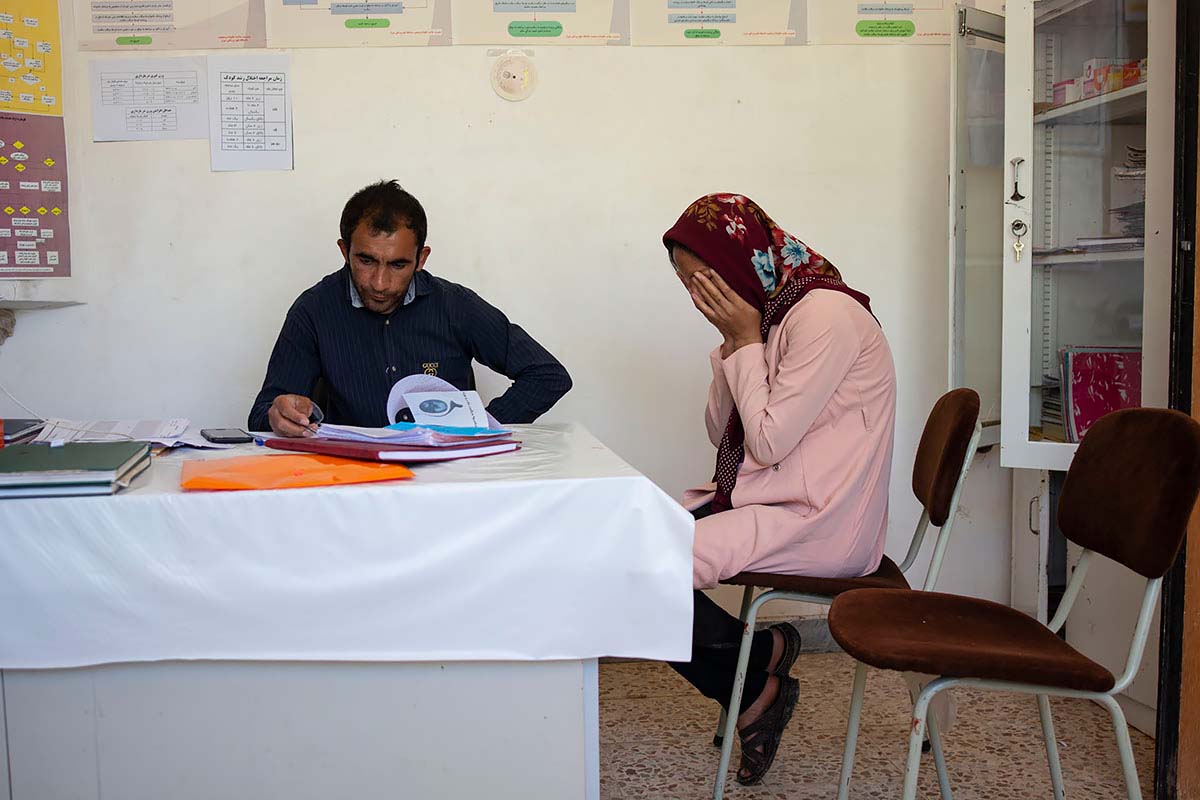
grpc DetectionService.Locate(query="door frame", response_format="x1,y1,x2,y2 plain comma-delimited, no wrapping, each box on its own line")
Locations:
1155,0,1199,796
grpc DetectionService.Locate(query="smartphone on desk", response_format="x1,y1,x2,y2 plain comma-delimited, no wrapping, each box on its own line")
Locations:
201,428,254,444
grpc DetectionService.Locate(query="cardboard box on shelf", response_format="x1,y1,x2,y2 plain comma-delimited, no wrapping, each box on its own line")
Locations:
1083,57,1124,80
1053,78,1082,106
1082,62,1125,99
1122,61,1141,86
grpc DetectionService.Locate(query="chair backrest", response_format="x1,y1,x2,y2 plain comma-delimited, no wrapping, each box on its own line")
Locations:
1058,408,1200,579
898,388,981,590
912,389,981,526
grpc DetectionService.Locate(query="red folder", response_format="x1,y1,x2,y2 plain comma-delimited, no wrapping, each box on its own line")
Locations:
265,436,521,463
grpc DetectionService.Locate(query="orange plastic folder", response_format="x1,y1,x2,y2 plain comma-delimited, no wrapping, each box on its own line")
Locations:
180,454,414,491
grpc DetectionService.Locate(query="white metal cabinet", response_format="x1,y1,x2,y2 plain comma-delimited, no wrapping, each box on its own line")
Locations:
1000,0,1172,472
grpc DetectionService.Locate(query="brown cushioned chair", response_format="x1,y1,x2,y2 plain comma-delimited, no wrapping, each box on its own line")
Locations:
829,408,1200,800
709,388,982,800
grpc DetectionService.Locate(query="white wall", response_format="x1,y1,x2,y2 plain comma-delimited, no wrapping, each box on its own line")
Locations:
0,19,1012,603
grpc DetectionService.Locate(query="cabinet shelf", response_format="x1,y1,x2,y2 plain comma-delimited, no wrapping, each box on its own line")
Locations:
1031,249,1144,266
1036,0,1105,26
1034,83,1148,127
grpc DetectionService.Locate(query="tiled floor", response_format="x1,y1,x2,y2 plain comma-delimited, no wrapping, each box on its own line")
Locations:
600,653,1153,799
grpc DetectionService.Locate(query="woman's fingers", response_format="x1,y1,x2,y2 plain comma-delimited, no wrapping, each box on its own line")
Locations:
692,272,733,313
690,289,721,325
706,270,754,314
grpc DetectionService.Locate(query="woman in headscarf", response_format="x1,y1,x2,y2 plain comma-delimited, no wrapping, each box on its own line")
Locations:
663,193,897,784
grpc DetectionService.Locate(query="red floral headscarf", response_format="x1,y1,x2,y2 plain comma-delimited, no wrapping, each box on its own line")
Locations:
664,193,874,512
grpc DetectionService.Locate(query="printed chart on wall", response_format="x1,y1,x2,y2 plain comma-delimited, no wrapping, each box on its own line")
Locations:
630,1,806,46
0,112,70,277
807,1,954,45
266,0,451,47
75,0,267,50
1,0,62,115
208,54,293,172
453,1,630,46
1,1,68,278
89,57,209,141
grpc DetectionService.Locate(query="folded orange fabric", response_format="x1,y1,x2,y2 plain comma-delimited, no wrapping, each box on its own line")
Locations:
180,453,414,491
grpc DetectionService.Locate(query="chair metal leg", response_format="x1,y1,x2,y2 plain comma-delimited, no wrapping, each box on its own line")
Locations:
713,587,757,749
1098,695,1143,800
1037,695,1066,800
836,661,868,800
713,589,764,800
737,585,756,621
927,706,953,800
902,684,939,800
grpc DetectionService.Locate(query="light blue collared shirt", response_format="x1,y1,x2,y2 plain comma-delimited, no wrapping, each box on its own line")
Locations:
349,277,417,309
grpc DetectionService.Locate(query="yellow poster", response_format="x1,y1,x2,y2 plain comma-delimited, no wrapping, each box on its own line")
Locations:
0,0,63,116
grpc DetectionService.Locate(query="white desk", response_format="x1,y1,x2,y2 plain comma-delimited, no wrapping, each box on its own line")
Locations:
0,424,693,800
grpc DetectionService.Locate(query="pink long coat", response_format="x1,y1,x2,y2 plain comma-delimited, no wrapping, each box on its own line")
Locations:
685,290,897,589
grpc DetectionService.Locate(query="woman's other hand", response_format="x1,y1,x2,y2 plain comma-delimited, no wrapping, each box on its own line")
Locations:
689,269,762,358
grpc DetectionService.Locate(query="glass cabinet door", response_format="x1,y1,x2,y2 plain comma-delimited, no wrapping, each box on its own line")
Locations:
1002,0,1154,471
950,6,1005,447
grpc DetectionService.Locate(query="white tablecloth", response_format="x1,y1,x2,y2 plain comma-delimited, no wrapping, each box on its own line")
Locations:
0,424,694,669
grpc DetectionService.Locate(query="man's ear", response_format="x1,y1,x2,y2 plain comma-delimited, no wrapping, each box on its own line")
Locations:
416,245,431,272
338,239,350,264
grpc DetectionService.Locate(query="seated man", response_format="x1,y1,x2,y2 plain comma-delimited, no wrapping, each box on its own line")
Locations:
249,180,572,436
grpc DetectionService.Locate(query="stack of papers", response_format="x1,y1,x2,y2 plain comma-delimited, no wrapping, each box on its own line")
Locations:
1107,203,1146,239
34,419,229,449
1110,145,1146,236
268,422,520,463
1075,234,1144,251
1040,375,1066,443
0,441,151,499
317,422,513,446
1,419,44,445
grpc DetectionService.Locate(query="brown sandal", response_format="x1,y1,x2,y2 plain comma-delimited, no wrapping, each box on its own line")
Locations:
713,624,801,748
735,675,799,785
770,622,801,677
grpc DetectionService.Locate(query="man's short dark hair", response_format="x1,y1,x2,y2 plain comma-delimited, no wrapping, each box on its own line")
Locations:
340,180,428,252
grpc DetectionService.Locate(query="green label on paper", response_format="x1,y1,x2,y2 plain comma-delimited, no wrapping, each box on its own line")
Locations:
115,36,153,45
508,21,563,37
855,20,915,37
685,28,721,39
346,18,390,28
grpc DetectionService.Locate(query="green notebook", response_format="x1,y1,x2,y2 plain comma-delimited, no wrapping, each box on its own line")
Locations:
0,441,150,489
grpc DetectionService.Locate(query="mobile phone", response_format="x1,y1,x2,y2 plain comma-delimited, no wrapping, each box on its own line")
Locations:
201,428,253,444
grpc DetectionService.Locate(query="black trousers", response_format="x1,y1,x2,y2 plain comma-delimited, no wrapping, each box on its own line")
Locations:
668,505,774,714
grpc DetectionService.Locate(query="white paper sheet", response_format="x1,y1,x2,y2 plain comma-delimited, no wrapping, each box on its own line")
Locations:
207,53,293,172
386,375,503,428
35,417,190,445
90,57,210,142
405,391,491,428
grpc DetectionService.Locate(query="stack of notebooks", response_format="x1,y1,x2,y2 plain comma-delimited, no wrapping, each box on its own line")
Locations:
1,418,44,446
1109,145,1146,237
1040,346,1142,443
1061,346,1142,442
266,421,520,463
1108,203,1145,239
1075,234,1144,252
0,441,151,499
1039,375,1066,442
1032,234,1144,259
